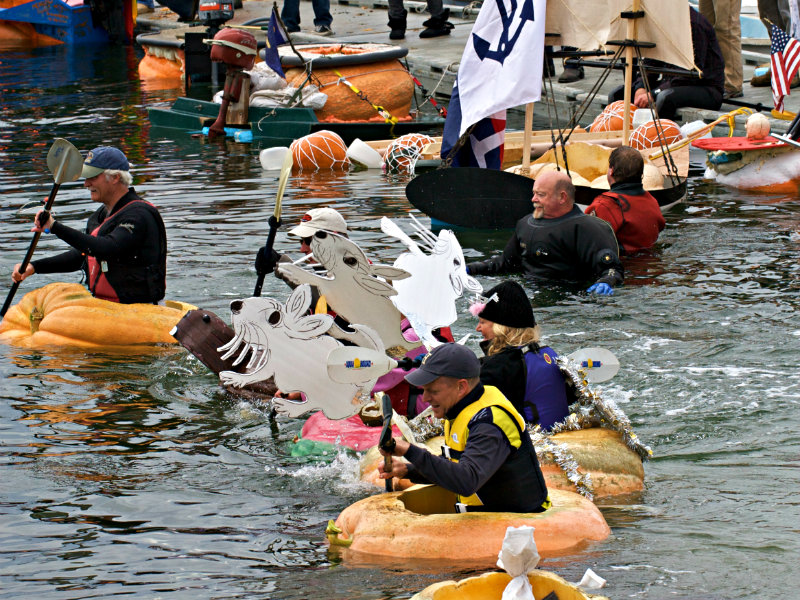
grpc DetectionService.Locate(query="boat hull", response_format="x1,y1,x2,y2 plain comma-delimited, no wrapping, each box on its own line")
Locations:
327,484,611,561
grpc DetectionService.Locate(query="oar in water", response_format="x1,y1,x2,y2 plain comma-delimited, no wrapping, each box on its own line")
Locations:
1,138,83,317
253,148,294,297
377,392,394,492
326,346,620,384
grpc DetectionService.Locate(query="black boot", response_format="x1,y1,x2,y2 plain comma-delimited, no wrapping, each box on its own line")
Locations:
420,8,454,38
388,11,407,40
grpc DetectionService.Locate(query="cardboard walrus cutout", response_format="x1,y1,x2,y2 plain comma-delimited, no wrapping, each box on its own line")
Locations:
276,231,422,357
217,285,389,419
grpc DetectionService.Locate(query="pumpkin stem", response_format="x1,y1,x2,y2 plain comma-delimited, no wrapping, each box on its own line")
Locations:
29,306,44,333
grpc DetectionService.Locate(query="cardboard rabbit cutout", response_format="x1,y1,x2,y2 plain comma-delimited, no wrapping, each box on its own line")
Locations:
217,285,386,419
381,216,482,347
276,231,421,357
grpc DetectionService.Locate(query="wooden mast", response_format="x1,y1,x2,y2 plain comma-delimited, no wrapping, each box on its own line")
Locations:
621,0,641,146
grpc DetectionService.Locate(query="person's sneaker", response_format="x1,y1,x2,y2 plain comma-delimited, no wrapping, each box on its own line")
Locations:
558,67,584,83
314,25,334,36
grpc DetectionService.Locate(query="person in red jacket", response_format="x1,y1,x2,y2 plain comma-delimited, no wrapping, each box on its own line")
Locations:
584,146,666,254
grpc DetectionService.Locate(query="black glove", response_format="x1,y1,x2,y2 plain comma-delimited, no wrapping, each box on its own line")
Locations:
255,248,281,276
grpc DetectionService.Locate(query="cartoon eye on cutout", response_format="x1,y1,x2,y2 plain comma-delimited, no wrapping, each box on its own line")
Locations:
343,256,358,267
314,230,328,240
267,311,282,326
453,257,461,267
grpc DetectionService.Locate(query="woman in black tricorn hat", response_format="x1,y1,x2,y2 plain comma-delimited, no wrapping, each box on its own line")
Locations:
470,280,571,430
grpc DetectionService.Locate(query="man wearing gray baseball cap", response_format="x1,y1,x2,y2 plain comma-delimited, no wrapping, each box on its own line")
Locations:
13,146,167,304
379,343,550,513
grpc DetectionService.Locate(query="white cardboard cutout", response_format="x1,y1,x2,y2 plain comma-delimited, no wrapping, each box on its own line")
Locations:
381,216,483,347
276,232,421,356
217,285,386,419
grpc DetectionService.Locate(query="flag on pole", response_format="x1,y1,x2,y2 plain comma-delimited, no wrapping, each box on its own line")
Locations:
440,0,546,169
770,23,800,112
265,7,290,78
441,83,506,168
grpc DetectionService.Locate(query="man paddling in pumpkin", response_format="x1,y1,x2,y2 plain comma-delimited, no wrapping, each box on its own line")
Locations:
379,343,551,513
11,146,167,304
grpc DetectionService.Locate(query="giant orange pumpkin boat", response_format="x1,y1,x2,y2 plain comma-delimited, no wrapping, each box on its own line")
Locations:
0,282,194,349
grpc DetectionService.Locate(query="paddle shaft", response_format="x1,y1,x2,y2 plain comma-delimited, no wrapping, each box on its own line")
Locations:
1,182,61,317
253,214,280,297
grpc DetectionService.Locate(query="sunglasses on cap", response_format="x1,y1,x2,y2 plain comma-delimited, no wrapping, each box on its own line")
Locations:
300,231,329,246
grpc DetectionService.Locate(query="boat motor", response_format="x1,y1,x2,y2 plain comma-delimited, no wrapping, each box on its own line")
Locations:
205,28,257,139
198,1,235,28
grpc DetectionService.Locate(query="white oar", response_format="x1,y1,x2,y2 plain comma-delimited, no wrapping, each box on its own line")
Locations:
566,347,620,383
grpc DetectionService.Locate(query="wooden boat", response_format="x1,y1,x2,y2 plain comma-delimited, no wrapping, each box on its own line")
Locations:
326,484,610,560
410,569,609,600
358,427,644,499
0,282,195,349
0,0,130,46
405,0,693,229
692,135,800,194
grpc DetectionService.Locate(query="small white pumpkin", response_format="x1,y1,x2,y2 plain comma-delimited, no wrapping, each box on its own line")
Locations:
745,113,771,141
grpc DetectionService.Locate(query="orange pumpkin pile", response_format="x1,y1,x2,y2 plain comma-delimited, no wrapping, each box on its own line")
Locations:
629,118,683,149
589,100,636,132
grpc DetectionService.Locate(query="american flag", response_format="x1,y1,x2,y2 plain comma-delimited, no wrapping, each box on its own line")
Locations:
770,24,800,112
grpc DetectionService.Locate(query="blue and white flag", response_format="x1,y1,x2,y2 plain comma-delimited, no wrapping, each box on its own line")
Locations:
441,0,546,167
265,8,290,78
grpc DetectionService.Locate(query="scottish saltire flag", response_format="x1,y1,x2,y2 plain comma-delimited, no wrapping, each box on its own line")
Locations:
441,83,506,168
265,7,290,78
441,0,546,168
770,24,800,112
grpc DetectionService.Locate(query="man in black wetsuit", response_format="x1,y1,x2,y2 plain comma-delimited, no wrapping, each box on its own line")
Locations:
378,343,550,513
466,170,623,296
12,146,167,304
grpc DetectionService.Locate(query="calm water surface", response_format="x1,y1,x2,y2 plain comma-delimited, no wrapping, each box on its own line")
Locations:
1,44,799,599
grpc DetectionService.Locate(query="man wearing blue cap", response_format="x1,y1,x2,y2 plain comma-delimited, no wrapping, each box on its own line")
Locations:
12,146,167,304
379,343,550,513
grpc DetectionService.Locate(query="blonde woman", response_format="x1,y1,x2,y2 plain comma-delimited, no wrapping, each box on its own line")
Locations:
470,281,570,429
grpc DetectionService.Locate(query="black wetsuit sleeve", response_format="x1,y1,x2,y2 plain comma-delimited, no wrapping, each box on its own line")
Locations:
467,231,523,276
403,423,511,497
48,210,152,260
30,248,85,274
580,218,625,287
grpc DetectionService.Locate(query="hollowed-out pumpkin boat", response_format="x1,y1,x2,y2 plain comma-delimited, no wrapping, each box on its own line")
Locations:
326,484,610,561
410,569,609,600
0,282,194,349
146,43,444,145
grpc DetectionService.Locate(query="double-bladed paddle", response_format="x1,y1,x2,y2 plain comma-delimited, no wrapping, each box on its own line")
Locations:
1,138,83,317
253,148,294,297
326,346,620,384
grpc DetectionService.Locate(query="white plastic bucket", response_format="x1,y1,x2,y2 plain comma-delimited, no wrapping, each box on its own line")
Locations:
632,109,653,129
346,138,384,169
259,146,291,170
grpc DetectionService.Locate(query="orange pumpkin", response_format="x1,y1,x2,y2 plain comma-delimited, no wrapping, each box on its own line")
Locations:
290,130,350,170
0,282,194,349
629,119,683,149
326,485,610,561
589,100,636,132
410,569,609,600
283,59,414,122
360,427,644,498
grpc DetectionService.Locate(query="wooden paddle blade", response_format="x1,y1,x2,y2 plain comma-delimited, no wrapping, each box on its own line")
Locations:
326,346,398,384
273,148,294,219
46,138,83,184
567,347,620,383
405,168,533,229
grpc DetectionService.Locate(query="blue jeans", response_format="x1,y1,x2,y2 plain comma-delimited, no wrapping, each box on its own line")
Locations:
281,0,332,30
